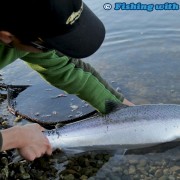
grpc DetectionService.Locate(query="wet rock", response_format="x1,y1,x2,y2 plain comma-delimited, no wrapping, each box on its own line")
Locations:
9,170,15,177
129,159,138,165
168,175,176,180
123,169,129,175
133,174,140,180
96,160,104,168
14,115,23,122
139,159,147,167
1,157,8,166
159,175,168,180
66,160,75,167
163,168,170,175
63,169,79,175
1,167,9,179
170,165,180,174
121,175,132,180
89,159,97,167
95,154,104,160
88,177,95,180
108,173,120,180
20,173,30,179
161,159,167,167
136,165,146,175
35,112,40,116
19,164,26,174
39,175,49,180
80,175,88,180
155,169,163,178
92,167,99,174
84,158,90,167
172,154,180,161
72,165,81,172
172,172,178,177
140,174,145,179
104,154,111,161
83,168,94,177
63,174,75,180
78,156,86,167
128,165,135,175
149,166,156,174
70,104,79,111
112,166,123,173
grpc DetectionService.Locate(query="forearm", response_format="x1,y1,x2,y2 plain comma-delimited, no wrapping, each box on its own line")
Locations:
0,132,2,151
23,50,124,114
67,58,124,113
0,126,21,151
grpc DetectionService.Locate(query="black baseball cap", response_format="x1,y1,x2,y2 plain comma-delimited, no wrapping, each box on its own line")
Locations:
1,0,105,58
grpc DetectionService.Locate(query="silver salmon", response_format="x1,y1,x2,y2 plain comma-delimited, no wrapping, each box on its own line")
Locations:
44,104,180,154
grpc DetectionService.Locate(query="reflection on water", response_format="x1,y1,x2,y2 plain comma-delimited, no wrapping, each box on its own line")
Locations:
91,145,180,180
0,0,180,179
85,0,180,105
55,143,180,180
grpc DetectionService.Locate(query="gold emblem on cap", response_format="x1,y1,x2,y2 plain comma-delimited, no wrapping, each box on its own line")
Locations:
66,3,83,25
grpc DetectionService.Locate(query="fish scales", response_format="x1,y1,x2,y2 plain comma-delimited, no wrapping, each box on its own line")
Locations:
44,104,180,154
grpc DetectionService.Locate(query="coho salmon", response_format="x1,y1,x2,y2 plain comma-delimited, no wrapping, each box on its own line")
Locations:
44,104,180,154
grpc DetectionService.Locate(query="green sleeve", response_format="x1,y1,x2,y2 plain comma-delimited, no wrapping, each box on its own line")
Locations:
22,50,124,114
0,131,3,151
0,43,29,69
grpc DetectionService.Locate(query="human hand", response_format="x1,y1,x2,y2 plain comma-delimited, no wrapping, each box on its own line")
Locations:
17,123,52,161
123,98,135,106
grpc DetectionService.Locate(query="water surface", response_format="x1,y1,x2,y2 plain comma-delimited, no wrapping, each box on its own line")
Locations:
0,0,180,179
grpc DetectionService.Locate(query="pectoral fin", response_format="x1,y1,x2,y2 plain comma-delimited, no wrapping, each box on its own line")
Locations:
105,100,129,114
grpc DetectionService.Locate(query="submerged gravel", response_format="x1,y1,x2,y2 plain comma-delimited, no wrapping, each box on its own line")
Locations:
0,93,180,180
0,143,180,180
1,114,180,180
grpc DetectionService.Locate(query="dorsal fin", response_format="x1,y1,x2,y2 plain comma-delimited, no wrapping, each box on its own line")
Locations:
105,100,129,114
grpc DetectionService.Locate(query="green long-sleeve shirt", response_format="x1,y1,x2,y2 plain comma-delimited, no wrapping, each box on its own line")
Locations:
0,43,124,151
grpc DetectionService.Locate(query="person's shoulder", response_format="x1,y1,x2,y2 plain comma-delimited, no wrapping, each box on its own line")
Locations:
27,50,67,59
0,131,3,151
0,43,29,69
0,42,28,56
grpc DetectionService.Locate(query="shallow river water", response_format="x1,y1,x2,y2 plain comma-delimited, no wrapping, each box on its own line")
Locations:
0,0,180,179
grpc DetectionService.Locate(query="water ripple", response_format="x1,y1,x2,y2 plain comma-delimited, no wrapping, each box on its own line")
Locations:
104,29,180,47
